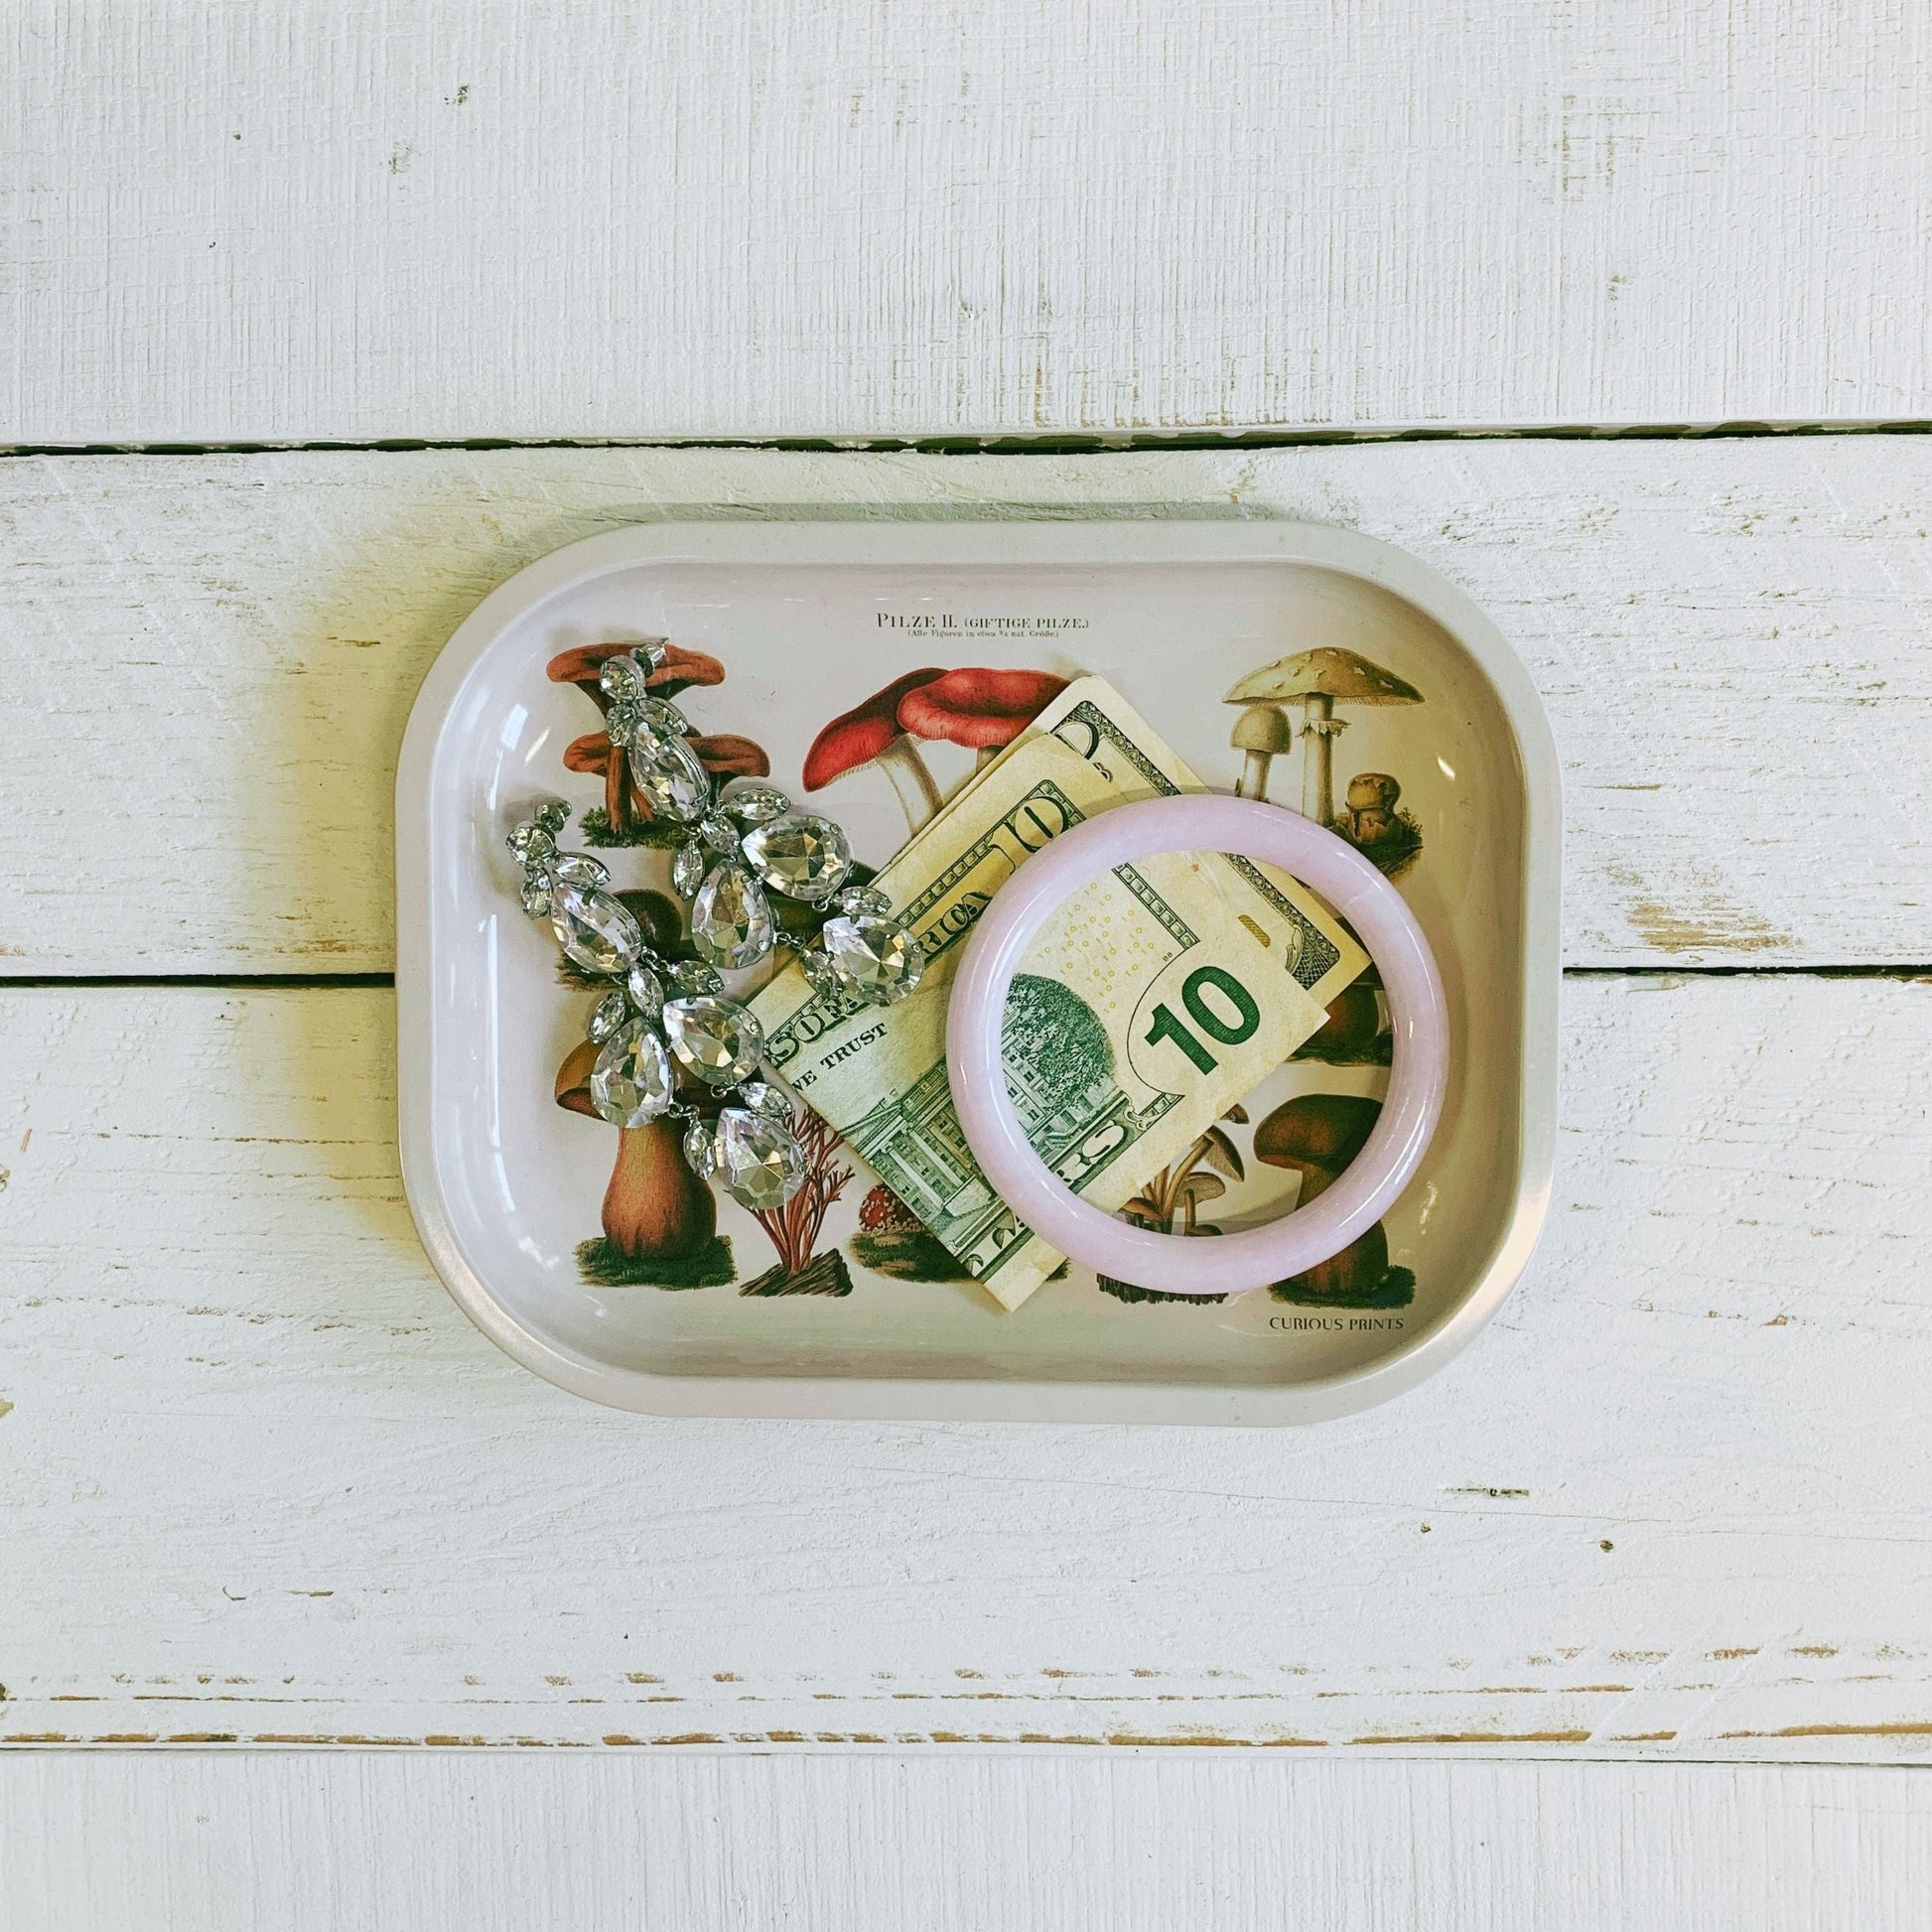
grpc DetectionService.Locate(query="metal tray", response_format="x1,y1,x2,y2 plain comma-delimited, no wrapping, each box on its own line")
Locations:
396,521,1559,1422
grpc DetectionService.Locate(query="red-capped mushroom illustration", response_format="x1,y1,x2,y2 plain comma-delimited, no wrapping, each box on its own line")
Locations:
1251,1093,1415,1308
547,640,734,838
802,666,1069,836
896,667,1069,772
801,666,949,832
556,1038,735,1287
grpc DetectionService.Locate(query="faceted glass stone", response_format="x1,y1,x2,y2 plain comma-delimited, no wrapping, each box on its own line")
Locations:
670,960,724,996
691,863,776,971
598,652,647,701
589,1019,675,1128
587,988,629,1043
520,877,553,919
549,880,644,975
697,812,743,854
630,735,712,824
624,960,665,1021
741,813,853,903
715,1107,806,1211
682,1116,719,1180
736,1079,793,1124
535,800,570,836
822,912,924,1006
551,853,610,889
506,820,556,862
603,704,639,750
836,884,892,916
672,842,707,897
723,784,791,826
630,695,688,748
800,946,836,991
662,994,764,1087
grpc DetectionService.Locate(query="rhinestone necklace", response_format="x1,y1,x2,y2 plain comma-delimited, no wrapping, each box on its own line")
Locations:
504,643,925,1212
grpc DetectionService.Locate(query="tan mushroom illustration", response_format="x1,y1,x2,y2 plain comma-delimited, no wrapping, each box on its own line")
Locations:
1251,1094,1414,1309
803,667,1069,836
1223,648,1421,823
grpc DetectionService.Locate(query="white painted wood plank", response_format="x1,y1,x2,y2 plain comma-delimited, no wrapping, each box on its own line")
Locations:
3,440,1931,973
8,1754,1932,1932
4,974,1932,1758
4,2,1928,442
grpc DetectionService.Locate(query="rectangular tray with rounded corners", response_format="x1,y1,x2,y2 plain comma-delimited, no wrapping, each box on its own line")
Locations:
396,521,1560,1423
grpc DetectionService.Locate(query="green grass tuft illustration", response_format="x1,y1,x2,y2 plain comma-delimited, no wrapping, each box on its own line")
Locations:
576,1236,737,1289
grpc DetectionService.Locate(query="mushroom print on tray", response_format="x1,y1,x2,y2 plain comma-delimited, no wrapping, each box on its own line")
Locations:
805,665,1070,1285
544,639,860,1297
1223,645,1426,1311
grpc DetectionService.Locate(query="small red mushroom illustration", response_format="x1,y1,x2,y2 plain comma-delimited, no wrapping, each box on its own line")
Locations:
802,666,1069,835
555,1037,722,1269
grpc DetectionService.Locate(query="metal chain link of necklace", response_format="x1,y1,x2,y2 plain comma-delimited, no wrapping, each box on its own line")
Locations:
504,643,922,1214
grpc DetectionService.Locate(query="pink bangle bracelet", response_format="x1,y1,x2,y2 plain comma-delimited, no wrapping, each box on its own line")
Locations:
945,794,1450,1297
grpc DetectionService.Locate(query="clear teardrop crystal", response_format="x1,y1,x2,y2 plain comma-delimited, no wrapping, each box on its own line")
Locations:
836,884,892,916
520,873,554,918
662,994,764,1087
630,734,712,823
506,821,556,862
552,853,610,888
672,842,707,897
740,812,853,903
670,959,723,996
603,704,638,750
715,1107,807,1211
629,695,688,748
682,1116,719,1180
736,1079,793,1123
822,912,923,1006
698,812,742,854
598,652,647,701
550,881,644,974
589,1019,675,1128
691,863,776,970
723,784,791,826
588,989,629,1042
625,960,665,1020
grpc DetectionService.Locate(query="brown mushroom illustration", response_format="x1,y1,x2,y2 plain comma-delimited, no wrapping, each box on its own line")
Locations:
556,1039,732,1286
1251,1093,1413,1307
801,666,949,831
564,730,770,797
1334,770,1423,878
1222,649,1421,823
802,666,1069,835
548,640,728,836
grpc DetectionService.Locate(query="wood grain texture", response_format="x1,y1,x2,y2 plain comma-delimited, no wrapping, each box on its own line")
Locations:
4,973,1931,1758
4,1,1928,442
3,440,1931,973
8,1754,1932,1932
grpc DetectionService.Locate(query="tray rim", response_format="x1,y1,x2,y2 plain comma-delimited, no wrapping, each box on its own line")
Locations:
396,518,1561,1425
